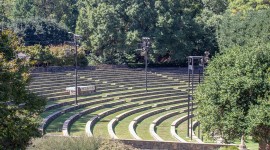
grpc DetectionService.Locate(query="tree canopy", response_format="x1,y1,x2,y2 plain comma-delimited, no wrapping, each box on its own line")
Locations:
76,0,212,64
0,30,46,149
195,9,270,149
195,44,270,144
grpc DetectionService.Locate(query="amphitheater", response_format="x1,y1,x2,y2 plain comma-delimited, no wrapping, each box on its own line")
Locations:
29,67,227,149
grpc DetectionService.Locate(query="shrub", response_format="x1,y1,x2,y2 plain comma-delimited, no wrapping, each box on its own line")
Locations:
29,136,137,150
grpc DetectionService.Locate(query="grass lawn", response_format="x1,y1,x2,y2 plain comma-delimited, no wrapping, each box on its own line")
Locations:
156,112,187,141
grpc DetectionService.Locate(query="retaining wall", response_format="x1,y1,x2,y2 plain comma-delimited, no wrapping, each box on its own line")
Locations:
118,139,237,150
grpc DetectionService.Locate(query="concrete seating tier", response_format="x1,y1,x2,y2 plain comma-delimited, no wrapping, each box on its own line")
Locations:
109,99,189,140
129,93,186,102
40,97,115,134
149,111,180,141
29,79,94,89
149,103,190,141
45,95,106,111
170,114,194,142
32,68,203,142
129,108,166,140
108,106,152,139
140,95,187,105
85,103,137,137
190,121,203,143
116,88,179,99
99,87,176,98
63,100,127,136
47,92,188,136
95,96,188,139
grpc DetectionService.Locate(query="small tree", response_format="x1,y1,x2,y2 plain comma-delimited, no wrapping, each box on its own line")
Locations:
195,44,270,149
0,30,46,149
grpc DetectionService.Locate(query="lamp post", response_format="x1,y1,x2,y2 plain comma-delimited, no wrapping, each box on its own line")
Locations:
68,32,81,105
141,37,151,92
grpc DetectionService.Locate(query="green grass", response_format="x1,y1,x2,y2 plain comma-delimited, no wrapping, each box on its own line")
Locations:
41,105,72,118
176,120,197,142
136,110,175,140
69,113,96,136
91,106,137,138
114,103,187,140
156,113,186,141
45,103,107,134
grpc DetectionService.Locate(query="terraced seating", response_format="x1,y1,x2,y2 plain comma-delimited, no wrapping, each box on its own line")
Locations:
170,114,194,142
85,102,138,137
108,106,152,139
149,103,189,141
129,108,166,140
32,67,202,143
64,100,127,136
107,99,189,140
39,97,114,134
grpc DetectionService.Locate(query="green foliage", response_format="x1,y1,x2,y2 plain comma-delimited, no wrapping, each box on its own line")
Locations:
9,18,70,46
49,45,88,67
196,0,228,28
76,0,211,65
228,0,270,13
217,9,270,52
0,30,46,149
195,44,270,143
29,136,137,150
12,0,79,32
247,96,270,146
20,45,54,66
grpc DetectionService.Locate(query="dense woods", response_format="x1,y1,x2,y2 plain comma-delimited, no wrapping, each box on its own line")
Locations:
0,0,269,149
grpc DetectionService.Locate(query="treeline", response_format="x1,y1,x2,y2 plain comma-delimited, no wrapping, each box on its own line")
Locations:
0,0,270,66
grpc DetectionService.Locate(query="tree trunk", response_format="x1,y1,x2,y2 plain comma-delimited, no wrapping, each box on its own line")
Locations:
259,141,270,150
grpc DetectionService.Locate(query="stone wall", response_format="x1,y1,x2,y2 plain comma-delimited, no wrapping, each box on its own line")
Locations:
118,139,237,150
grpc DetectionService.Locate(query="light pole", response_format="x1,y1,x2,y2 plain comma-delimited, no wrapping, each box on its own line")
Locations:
141,37,151,92
68,32,81,105
186,51,210,140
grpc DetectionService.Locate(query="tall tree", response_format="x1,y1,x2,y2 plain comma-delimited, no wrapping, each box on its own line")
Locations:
195,44,270,149
195,9,270,149
0,30,46,149
76,0,209,64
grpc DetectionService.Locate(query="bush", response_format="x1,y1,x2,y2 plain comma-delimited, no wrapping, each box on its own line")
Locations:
49,45,88,67
29,136,137,150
